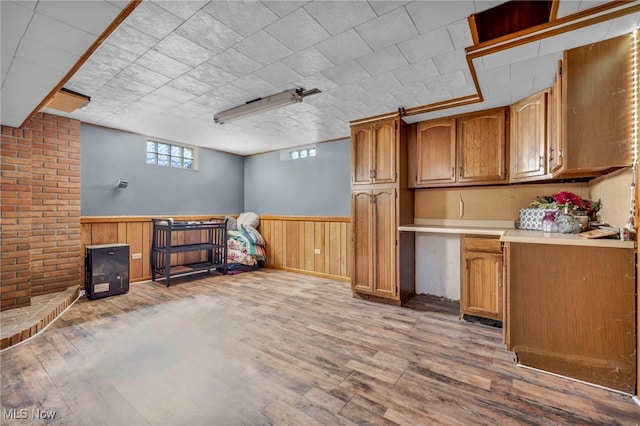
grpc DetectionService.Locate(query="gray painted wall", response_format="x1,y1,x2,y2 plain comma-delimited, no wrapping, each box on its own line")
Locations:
81,124,244,216
243,139,351,216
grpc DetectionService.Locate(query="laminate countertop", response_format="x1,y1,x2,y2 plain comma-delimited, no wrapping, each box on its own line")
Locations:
398,220,636,249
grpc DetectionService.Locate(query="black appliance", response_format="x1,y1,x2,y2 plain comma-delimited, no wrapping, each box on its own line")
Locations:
84,244,130,300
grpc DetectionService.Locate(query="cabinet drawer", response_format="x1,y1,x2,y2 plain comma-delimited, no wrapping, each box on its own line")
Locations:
462,236,502,253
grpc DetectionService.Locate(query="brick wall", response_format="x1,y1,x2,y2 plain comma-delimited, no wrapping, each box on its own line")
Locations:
1,113,81,311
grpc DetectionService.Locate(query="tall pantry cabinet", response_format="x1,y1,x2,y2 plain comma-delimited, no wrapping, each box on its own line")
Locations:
350,117,415,305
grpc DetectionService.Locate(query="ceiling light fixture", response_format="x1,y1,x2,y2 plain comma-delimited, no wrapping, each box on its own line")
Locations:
213,88,321,124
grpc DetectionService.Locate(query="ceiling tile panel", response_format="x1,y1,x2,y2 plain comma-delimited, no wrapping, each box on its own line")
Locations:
265,8,331,52
206,48,262,77
151,85,196,104
15,37,79,74
315,29,372,65
120,63,172,88
482,42,540,70
1,2,34,82
322,60,371,86
186,62,237,89
203,1,279,37
447,19,474,50
35,1,122,36
253,62,303,88
67,43,139,94
356,45,408,76
24,13,96,56
398,27,454,64
176,10,243,54
105,75,155,98
359,72,404,96
153,1,208,20
153,33,214,67
228,74,276,97
432,50,468,75
282,48,335,77
261,1,308,18
405,1,475,34
136,49,192,79
105,24,159,56
392,59,439,85
292,74,338,93
234,30,293,66
368,1,411,16
355,7,418,50
168,75,215,96
303,1,376,35
124,1,184,40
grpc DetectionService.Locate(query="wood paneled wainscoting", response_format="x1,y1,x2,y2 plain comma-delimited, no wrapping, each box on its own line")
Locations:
80,215,351,284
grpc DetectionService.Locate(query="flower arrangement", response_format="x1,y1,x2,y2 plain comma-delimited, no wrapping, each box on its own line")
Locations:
530,191,602,217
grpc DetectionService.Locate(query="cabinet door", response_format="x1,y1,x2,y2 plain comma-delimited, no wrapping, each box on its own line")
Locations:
351,125,373,185
351,190,373,293
461,251,503,321
548,60,564,175
372,119,397,184
372,188,397,298
510,90,548,182
414,119,456,186
457,108,507,184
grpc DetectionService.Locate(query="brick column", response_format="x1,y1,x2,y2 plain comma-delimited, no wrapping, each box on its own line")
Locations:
0,113,82,311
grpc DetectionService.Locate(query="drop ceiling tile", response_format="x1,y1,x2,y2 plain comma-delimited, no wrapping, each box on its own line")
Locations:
509,52,561,84
322,60,371,86
204,1,278,37
315,29,372,65
15,36,79,74
229,74,276,97
207,48,262,77
398,27,454,64
176,10,243,54
606,14,640,39
105,74,155,98
168,75,214,96
138,92,180,111
125,1,183,40
210,84,253,105
355,7,418,50
432,50,468,75
482,42,540,70
153,1,208,20
359,72,404,95
34,1,122,37
67,44,138,93
282,48,335,77
136,49,192,79
153,33,214,67
262,1,308,18
392,59,439,85
356,45,408,76
447,19,474,50
24,13,95,56
186,62,237,89
151,85,196,104
253,62,303,88
265,8,330,52
234,30,293,66
293,74,338,93
304,1,376,36
539,24,609,56
1,2,33,81
105,24,159,56
368,1,411,16
120,63,172,88
405,1,475,34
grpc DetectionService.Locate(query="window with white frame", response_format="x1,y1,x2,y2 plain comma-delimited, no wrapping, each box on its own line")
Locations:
146,140,196,170
281,145,317,161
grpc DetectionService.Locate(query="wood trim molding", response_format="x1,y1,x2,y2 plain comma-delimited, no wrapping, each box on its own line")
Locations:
258,215,350,222
81,215,349,224
350,111,400,126
264,265,351,282
22,0,142,128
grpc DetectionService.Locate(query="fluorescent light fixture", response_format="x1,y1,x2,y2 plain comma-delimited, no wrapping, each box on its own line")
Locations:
213,88,320,124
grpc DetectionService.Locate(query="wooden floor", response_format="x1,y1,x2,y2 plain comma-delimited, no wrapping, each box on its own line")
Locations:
1,269,638,425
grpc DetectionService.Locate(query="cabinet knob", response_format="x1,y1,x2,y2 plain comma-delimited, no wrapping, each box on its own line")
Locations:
549,147,554,161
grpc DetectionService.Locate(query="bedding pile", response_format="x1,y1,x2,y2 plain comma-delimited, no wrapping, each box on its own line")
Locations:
226,212,266,273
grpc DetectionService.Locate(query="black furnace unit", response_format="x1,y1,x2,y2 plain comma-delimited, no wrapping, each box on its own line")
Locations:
84,244,130,300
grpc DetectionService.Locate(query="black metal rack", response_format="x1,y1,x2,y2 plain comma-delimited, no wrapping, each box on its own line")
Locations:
151,218,227,286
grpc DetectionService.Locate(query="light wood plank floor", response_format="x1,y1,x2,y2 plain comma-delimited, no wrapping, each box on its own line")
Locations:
1,269,639,425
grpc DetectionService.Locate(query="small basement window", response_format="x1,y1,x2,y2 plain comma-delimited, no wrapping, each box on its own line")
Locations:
281,145,317,161
146,140,196,170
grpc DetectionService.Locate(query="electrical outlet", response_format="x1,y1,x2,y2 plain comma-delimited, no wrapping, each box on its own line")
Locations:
132,252,142,259
314,248,321,254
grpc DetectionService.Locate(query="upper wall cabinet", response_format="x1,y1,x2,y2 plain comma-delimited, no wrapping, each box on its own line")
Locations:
510,89,549,182
555,33,634,178
409,108,508,188
351,119,397,185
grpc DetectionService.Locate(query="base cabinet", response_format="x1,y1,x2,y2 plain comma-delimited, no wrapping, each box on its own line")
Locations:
460,235,503,321
505,242,636,394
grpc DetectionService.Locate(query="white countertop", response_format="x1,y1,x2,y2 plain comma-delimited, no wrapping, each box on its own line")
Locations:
399,219,636,249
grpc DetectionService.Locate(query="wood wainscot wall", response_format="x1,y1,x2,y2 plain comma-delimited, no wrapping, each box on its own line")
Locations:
80,215,351,284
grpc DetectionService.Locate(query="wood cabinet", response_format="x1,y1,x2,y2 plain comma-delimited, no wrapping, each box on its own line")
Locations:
460,235,503,322
554,33,634,178
505,242,636,394
351,119,397,185
350,117,414,305
409,108,508,188
510,90,549,182
548,60,563,175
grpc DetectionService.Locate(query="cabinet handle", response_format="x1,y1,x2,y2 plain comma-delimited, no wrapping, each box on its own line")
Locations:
539,155,544,168
459,195,464,218
548,147,554,161
558,149,563,158
451,167,455,178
